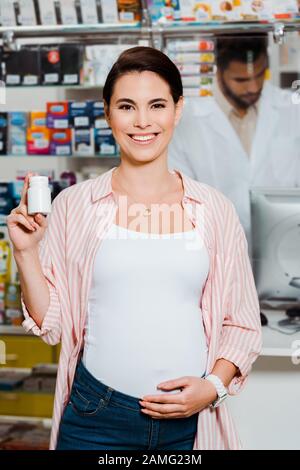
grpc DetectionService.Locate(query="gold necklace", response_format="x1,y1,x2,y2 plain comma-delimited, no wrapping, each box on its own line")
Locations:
114,173,173,217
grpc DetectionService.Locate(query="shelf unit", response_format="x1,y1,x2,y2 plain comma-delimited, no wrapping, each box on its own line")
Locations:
1,19,300,42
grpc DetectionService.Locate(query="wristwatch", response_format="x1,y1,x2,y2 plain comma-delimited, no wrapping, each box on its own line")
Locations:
205,374,228,408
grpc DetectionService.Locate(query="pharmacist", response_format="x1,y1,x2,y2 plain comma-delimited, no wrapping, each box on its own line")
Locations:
168,34,300,240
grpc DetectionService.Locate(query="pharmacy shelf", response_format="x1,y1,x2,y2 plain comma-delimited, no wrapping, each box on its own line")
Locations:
0,325,27,336
153,20,300,36
1,20,300,38
0,22,147,39
4,84,106,90
1,20,300,44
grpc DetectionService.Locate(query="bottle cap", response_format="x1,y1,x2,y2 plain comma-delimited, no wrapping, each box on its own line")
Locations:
29,176,49,186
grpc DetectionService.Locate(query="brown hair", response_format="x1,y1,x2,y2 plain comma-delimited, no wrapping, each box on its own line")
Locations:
103,46,183,107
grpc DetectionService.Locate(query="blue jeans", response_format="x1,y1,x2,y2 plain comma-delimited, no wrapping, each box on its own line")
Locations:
56,359,198,450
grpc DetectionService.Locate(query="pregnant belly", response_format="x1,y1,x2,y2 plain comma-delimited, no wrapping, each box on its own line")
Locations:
86,321,208,398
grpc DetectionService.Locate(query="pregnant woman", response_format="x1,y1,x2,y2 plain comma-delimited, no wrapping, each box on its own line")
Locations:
7,46,261,450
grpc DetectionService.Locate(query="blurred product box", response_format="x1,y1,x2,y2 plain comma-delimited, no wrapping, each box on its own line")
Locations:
40,46,61,85
49,129,72,156
8,181,23,206
4,282,22,326
27,127,51,155
59,0,78,24
147,0,180,21
92,101,106,127
272,0,299,19
211,0,242,20
60,44,84,85
69,101,93,128
46,102,69,129
79,0,99,24
118,0,141,22
179,0,211,21
22,376,42,392
241,0,273,20
3,48,40,86
101,0,119,22
0,113,8,155
21,46,41,86
182,74,213,87
0,370,31,391
8,112,28,155
0,0,17,26
0,232,11,284
18,0,37,26
168,51,215,63
0,197,14,225
95,128,118,156
167,39,215,53
0,184,10,198
30,111,47,128
176,63,215,75
72,128,95,156
23,363,57,392
3,52,21,86
36,0,57,24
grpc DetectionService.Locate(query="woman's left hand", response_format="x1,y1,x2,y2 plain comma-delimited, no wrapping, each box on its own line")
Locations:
139,376,218,419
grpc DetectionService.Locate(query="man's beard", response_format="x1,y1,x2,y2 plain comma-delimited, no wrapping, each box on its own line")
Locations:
219,75,262,111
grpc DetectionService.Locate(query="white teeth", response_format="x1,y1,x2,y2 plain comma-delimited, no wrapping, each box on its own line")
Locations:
131,134,156,142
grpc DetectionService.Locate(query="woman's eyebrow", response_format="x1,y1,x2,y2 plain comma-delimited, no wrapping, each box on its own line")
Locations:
115,98,168,105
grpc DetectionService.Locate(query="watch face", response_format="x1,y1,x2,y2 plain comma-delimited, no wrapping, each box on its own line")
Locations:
212,393,227,408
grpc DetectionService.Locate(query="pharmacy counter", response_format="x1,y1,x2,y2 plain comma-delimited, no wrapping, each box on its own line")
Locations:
228,310,300,450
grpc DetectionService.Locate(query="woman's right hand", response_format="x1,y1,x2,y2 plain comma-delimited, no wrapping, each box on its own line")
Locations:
6,172,48,253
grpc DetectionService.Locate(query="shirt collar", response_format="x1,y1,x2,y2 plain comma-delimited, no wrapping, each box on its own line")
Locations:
91,166,203,204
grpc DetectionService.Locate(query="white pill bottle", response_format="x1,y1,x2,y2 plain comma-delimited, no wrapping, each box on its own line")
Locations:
27,176,52,215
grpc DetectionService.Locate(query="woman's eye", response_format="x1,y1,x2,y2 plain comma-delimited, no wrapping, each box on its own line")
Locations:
119,104,133,110
152,103,165,109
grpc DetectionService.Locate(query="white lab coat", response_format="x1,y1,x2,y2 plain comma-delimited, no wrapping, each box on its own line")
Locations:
169,82,300,239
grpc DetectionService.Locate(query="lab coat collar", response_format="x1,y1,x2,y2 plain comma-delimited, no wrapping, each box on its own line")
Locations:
91,166,203,204
190,81,285,119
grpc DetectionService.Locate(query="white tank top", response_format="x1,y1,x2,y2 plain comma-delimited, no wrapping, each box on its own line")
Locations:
83,223,209,398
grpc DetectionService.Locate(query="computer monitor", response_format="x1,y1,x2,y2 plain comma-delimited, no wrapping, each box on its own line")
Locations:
250,188,300,308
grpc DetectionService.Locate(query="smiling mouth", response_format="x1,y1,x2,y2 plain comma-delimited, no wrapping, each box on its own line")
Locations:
128,133,160,144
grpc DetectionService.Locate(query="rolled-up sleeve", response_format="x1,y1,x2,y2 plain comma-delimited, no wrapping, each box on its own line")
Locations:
216,205,262,395
21,192,67,346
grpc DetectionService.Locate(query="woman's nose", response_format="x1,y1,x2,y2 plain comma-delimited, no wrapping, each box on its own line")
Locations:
134,110,151,128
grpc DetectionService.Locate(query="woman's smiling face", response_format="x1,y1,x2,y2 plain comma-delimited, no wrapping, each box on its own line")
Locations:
105,71,183,164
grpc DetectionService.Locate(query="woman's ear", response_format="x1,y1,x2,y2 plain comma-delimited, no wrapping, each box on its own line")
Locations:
104,101,110,126
174,96,184,127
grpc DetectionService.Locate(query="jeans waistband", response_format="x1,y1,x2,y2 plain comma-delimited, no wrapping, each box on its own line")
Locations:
75,358,142,411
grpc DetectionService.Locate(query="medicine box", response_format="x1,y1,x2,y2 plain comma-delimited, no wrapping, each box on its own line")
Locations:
8,112,28,155
47,102,70,129
49,129,72,156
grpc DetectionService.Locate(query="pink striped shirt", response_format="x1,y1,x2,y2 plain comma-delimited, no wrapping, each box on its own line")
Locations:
21,166,262,450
